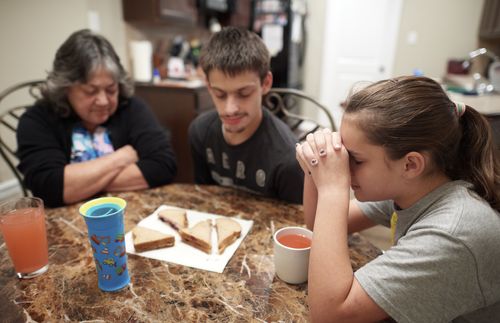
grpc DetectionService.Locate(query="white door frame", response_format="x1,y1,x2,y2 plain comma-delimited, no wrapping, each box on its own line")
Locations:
318,0,403,130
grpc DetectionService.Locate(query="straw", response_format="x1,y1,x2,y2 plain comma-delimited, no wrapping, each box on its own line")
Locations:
102,208,115,216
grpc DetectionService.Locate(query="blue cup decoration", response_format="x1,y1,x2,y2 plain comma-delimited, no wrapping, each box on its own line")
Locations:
79,197,130,292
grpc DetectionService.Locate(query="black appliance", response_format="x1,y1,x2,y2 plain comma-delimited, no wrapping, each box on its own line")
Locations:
250,0,307,89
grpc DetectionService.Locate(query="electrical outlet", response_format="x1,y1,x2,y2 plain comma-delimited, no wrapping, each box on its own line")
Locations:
407,31,418,45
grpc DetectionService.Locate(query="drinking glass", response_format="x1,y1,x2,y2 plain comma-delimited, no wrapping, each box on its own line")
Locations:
0,197,49,279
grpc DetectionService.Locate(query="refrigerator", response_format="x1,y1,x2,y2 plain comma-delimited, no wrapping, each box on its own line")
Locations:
250,0,307,89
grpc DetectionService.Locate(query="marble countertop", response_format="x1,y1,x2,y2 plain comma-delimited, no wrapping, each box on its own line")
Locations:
0,184,382,322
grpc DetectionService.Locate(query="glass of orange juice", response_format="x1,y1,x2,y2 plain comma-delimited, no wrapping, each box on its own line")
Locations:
0,197,49,279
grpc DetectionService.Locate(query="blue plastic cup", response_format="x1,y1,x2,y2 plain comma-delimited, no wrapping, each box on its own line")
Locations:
79,197,130,292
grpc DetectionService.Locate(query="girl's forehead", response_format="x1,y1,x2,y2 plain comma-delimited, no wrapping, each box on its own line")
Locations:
340,115,380,153
341,115,393,163
340,114,364,137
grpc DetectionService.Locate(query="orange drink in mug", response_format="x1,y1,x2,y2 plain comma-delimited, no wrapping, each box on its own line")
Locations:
273,226,313,284
0,197,49,278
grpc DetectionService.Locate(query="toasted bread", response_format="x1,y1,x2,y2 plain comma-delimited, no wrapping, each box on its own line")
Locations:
215,217,242,254
132,226,175,252
158,208,188,231
179,220,212,254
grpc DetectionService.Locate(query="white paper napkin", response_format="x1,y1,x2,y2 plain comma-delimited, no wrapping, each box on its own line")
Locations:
125,205,253,273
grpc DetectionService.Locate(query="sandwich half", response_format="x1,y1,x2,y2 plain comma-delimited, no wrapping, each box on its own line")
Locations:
215,217,242,254
132,226,175,252
179,220,212,254
158,208,188,231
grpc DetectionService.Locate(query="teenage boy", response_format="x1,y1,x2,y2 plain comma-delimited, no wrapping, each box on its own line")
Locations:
188,27,303,204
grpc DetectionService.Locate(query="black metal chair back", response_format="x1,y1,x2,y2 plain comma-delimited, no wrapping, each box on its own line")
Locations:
263,88,335,141
0,80,44,197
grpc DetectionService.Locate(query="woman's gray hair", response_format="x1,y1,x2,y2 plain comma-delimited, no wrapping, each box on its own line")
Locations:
41,29,134,117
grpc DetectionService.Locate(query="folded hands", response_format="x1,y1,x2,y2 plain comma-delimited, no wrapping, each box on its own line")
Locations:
295,128,351,190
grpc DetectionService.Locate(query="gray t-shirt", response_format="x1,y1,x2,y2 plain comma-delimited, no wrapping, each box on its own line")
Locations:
354,180,500,323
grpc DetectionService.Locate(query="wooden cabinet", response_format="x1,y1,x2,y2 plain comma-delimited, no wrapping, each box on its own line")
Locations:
123,0,252,28
228,0,252,28
135,84,214,183
479,0,500,39
197,0,251,28
123,0,197,25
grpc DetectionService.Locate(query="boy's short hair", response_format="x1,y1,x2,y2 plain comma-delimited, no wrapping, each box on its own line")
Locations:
200,26,270,83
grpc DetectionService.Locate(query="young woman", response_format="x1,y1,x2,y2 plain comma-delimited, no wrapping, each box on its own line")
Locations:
296,76,500,322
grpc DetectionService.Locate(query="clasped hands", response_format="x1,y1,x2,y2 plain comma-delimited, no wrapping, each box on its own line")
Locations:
295,128,351,189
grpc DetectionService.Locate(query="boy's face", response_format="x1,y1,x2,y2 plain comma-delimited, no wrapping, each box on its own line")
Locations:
207,69,272,144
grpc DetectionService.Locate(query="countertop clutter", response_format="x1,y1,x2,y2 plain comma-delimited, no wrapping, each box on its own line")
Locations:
0,184,381,322
444,74,500,116
447,91,500,116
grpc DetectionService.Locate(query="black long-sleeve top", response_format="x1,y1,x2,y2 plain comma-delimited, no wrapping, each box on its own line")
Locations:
17,96,177,207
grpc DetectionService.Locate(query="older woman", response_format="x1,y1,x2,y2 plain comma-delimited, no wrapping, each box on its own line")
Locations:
17,29,177,207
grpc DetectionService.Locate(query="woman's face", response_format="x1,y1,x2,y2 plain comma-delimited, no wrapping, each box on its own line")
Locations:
67,68,119,132
340,114,406,203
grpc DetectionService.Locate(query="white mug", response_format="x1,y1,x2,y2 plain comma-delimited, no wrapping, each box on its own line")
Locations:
273,226,313,284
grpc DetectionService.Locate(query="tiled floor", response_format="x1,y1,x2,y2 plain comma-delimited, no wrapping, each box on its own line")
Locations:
359,225,392,251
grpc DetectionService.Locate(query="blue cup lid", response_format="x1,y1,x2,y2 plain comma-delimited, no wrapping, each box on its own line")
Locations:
79,197,126,219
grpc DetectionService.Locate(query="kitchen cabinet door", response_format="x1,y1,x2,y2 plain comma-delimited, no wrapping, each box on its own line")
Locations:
134,84,214,183
479,0,500,39
123,0,197,25
228,0,252,28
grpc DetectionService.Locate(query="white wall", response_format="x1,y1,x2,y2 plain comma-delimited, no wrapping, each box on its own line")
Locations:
302,0,326,99
0,0,86,90
0,0,126,91
392,0,484,77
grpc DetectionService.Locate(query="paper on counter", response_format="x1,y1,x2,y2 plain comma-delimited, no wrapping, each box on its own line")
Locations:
130,40,152,82
262,24,283,57
125,205,253,273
